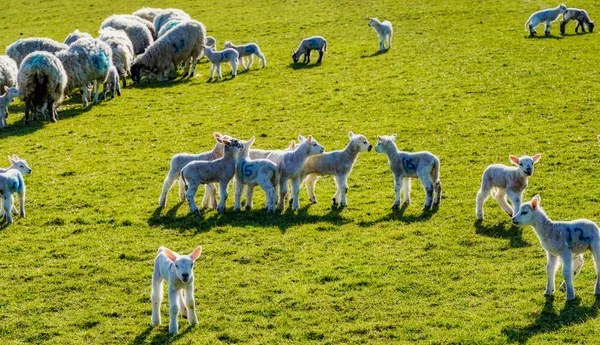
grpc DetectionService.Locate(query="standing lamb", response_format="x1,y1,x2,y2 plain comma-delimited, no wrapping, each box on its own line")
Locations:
0,166,29,225
0,55,18,93
375,134,442,210
475,154,541,221
17,51,68,123
0,87,19,129
368,18,393,51
525,4,568,36
560,8,595,34
102,65,121,99
153,9,191,33
98,28,134,87
292,36,327,64
100,15,154,55
223,41,267,70
64,30,93,45
512,195,600,301
6,38,67,67
133,7,163,23
204,47,239,80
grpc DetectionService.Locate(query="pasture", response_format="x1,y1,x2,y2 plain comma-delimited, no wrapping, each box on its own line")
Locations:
1,0,600,343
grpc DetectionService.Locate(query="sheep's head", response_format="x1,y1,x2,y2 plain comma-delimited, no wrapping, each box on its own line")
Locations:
509,154,541,177
559,4,567,13
292,51,299,63
375,134,397,153
298,135,325,155
349,132,372,152
8,155,32,175
162,246,202,284
512,195,540,227
130,61,145,83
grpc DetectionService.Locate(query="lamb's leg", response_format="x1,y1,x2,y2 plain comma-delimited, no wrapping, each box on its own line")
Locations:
239,57,247,70
306,50,311,64
217,180,229,213
184,283,198,326
379,36,385,51
217,64,223,79
190,57,198,77
167,286,180,334
245,185,255,210
278,178,288,211
17,191,25,218
178,178,187,203
231,59,237,78
336,174,349,207
151,269,163,326
305,173,318,204
233,178,244,211
401,177,412,206
559,254,585,291
544,20,551,36
475,186,491,221
392,174,403,209
506,190,522,218
209,64,215,80
590,244,600,295
178,290,188,318
185,182,201,215
417,170,434,210
388,33,392,49
159,170,179,207
317,49,323,64
261,180,277,212
493,189,513,216
247,55,254,69
433,179,442,206
2,193,12,225
332,176,341,206
208,183,218,209
291,177,301,210
545,253,559,296
561,253,576,300
80,86,89,107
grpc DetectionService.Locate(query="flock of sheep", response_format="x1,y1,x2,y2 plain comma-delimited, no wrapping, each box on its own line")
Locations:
0,3,599,336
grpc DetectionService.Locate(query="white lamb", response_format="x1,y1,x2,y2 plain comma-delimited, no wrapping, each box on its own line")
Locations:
375,134,442,210
368,18,393,51
101,65,121,100
0,161,30,224
223,41,267,70
300,132,372,207
151,246,202,334
204,47,239,80
476,154,541,221
512,195,600,301
292,36,327,64
0,155,31,223
525,4,568,36
0,155,32,174
0,86,19,129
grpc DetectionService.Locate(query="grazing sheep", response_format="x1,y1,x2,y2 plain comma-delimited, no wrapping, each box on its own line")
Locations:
56,38,113,107
131,20,206,83
17,51,67,123
156,20,181,39
100,15,154,55
119,15,157,39
234,137,279,212
0,55,18,93
6,37,67,67
180,136,244,214
102,65,120,99
0,87,19,128
368,18,393,51
223,41,267,70
153,9,191,33
475,154,541,221
560,8,595,34
0,166,30,225
375,134,442,210
133,7,163,23
301,132,372,207
292,36,327,64
64,30,93,45
151,246,202,334
204,47,238,80
512,195,600,301
525,4,568,36
98,28,134,87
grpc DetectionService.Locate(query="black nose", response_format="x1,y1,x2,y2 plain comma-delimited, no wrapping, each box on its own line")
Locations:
368,145,373,151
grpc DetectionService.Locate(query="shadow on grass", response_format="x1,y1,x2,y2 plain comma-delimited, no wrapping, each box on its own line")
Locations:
356,203,438,227
360,49,389,58
502,296,600,343
129,324,194,345
289,62,322,70
525,34,563,40
474,220,530,248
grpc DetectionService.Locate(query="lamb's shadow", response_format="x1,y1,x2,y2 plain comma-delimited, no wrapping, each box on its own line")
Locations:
474,220,530,248
560,31,595,37
129,324,194,345
357,203,438,227
360,49,389,58
289,62,322,70
502,296,600,343
525,34,563,40
205,75,236,83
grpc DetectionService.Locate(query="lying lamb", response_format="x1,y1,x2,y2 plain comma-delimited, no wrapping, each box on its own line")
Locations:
0,86,19,129
525,4,568,36
292,36,327,64
223,41,267,70
204,47,239,80
560,8,595,34
368,18,393,51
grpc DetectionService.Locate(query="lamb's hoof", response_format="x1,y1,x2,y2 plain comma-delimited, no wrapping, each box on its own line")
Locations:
340,203,347,208
422,204,432,211
391,203,400,210
310,198,317,204
245,205,251,211
266,208,274,213
206,78,212,83
181,73,188,78
233,207,241,212
217,208,225,214
332,198,338,206
288,198,293,207
50,117,57,123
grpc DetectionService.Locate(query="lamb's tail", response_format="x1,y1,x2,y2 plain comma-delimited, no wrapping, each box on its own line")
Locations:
271,168,280,193
525,17,531,31
179,169,189,191
323,39,327,53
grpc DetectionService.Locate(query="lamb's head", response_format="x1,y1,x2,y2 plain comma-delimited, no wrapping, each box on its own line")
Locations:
368,18,379,27
292,51,300,64
163,246,202,283
349,132,372,152
223,40,232,49
559,4,567,13
218,136,244,156
8,155,32,175
509,154,541,177
512,195,541,227
239,136,256,157
298,135,325,155
375,134,397,154
3,86,19,100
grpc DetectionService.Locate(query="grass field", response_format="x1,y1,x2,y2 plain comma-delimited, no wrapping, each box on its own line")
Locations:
1,0,600,343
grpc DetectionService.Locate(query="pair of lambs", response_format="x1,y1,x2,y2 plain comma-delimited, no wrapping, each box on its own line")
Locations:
526,4,595,36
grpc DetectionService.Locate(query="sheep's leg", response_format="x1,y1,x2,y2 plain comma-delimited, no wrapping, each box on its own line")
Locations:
561,253,576,300
115,80,121,97
291,177,302,210
306,50,311,64
493,189,513,216
151,269,163,326
184,283,198,326
245,185,255,210
392,174,403,209
92,80,100,105
80,86,89,107
178,290,188,318
182,60,190,78
185,182,201,215
317,49,323,64
233,178,244,211
190,58,198,77
24,101,30,125
506,190,522,218
159,170,180,207
305,173,318,204
475,186,491,221
122,74,127,87
401,177,411,206
278,178,288,211
559,254,585,291
545,253,559,296
167,286,180,334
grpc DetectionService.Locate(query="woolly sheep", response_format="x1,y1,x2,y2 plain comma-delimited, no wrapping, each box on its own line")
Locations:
475,154,541,221
153,9,191,33
6,37,67,66
120,15,156,39
204,47,238,80
375,134,442,210
156,20,181,39
133,7,163,23
100,15,154,55
292,36,327,64
300,132,372,207
525,4,568,36
98,28,134,87
512,195,600,301
368,18,393,51
101,65,120,99
0,56,18,93
131,20,206,83
560,8,595,34
64,29,93,45
17,51,67,123
223,41,267,70
0,87,19,129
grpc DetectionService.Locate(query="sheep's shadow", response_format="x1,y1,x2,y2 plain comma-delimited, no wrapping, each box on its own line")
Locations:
360,49,389,58
129,324,194,345
205,75,236,83
289,62,322,70
357,203,438,227
501,296,600,343
525,34,563,40
474,220,530,248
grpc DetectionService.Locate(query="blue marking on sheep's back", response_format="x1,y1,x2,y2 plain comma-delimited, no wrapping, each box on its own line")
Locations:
166,21,179,31
245,46,255,54
29,54,46,66
92,52,110,71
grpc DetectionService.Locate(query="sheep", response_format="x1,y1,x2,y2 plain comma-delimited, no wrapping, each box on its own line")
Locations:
300,132,372,207
475,154,541,221
133,7,163,23
292,36,327,64
560,8,595,34
100,15,154,55
101,65,120,100
223,41,266,70
525,4,568,36
151,246,202,334
180,136,244,214
119,15,157,39
17,51,67,124
0,165,30,225
0,55,18,93
156,20,182,39
6,37,67,67
234,137,279,212
131,20,206,83
64,30,93,45
368,18,393,51
512,195,600,301
98,28,134,87
56,38,113,107
204,47,238,80
153,9,191,33
375,134,442,210
0,86,19,128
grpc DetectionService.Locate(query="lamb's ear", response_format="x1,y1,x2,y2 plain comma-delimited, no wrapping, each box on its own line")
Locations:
531,195,540,209
597,135,600,142
307,135,313,143
246,136,255,148
348,131,355,139
509,155,519,165
298,135,306,142
8,155,15,164
163,248,177,263
391,134,397,140
287,140,296,150
3,86,8,92
532,154,541,164
214,132,222,139
190,246,202,261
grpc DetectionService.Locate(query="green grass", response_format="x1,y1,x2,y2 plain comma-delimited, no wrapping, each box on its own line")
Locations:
1,0,600,343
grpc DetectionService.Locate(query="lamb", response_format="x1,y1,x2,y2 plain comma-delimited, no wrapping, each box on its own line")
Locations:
131,20,206,83
133,7,163,23
0,155,32,174
292,36,327,64
100,15,154,55
153,9,191,33
300,132,372,207
180,136,244,214
234,137,279,212
0,161,30,225
5,37,67,67
525,4,568,36
0,87,19,129
98,28,134,87
375,134,442,210
0,155,31,223
223,41,266,70
475,154,541,221
512,195,600,301
204,47,238,80
17,51,67,123
560,8,595,34
0,55,18,93
151,246,202,334
101,65,120,99
64,30,93,45
368,18,393,51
